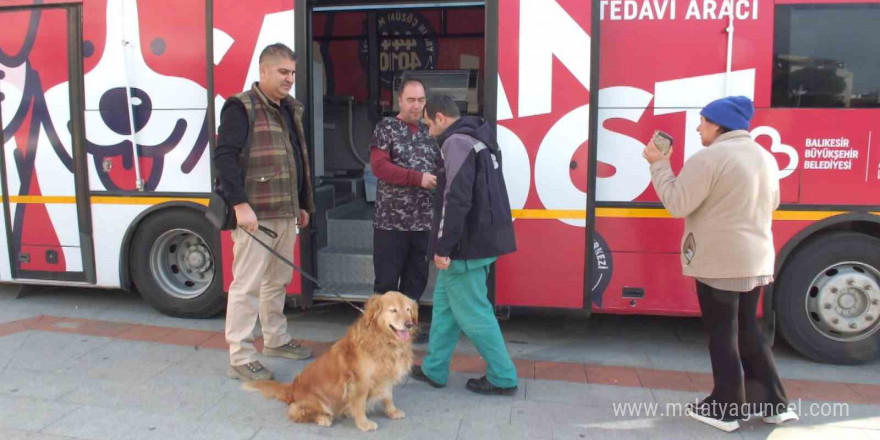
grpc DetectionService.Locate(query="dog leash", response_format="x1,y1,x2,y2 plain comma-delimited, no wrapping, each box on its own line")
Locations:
241,225,365,314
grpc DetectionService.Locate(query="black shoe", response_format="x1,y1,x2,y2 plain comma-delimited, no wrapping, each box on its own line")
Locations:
410,364,444,388
465,376,517,396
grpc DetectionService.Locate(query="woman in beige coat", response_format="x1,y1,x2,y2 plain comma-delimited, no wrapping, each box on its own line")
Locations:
642,96,798,432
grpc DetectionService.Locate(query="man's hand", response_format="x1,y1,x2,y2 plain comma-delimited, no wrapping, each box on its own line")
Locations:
298,210,310,229
234,203,258,233
642,139,673,165
421,172,437,190
434,254,451,270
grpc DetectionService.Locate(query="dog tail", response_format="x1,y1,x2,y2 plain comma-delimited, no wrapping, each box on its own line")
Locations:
241,380,294,403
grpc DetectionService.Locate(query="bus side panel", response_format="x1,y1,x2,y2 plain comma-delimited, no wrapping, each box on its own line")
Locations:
600,251,700,315
78,0,210,194
76,0,213,288
752,109,880,206
596,220,815,316
589,0,794,316
93,204,151,287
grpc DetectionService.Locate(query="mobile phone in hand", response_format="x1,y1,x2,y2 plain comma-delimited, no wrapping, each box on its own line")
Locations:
652,130,674,155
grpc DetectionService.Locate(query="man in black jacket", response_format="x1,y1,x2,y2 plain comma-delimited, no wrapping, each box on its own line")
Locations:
409,95,518,396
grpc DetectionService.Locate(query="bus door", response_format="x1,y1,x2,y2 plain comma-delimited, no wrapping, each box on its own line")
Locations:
0,2,95,283
298,0,489,305
490,0,601,311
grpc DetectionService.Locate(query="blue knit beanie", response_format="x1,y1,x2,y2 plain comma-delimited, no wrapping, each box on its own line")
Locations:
699,96,754,131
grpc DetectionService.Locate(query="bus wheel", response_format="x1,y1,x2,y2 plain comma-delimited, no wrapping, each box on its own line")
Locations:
776,231,880,364
130,208,225,318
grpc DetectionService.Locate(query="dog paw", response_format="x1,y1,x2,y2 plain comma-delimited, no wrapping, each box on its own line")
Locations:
315,416,333,427
386,409,405,419
356,420,378,431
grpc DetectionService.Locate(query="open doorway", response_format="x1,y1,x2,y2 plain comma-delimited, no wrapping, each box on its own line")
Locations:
306,1,487,303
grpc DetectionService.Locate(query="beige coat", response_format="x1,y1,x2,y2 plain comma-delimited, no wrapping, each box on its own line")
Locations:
649,130,780,279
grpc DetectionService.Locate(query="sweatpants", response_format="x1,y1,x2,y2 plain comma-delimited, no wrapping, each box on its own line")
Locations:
421,258,518,388
696,281,789,418
373,228,430,302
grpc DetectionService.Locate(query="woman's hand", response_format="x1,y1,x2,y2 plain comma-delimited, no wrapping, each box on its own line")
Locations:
642,140,673,164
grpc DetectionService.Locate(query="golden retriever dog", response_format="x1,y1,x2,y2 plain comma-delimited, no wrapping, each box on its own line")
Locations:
242,291,417,431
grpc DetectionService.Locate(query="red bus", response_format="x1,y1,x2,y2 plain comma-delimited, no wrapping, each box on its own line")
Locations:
1,0,878,364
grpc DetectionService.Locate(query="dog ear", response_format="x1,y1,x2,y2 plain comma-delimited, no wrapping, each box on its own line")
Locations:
363,295,383,326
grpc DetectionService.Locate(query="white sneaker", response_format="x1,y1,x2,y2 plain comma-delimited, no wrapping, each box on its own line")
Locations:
685,406,741,432
763,410,799,424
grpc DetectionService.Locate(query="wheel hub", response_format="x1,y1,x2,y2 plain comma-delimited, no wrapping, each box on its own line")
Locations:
837,292,857,310
183,244,211,274
808,263,880,341
150,229,215,299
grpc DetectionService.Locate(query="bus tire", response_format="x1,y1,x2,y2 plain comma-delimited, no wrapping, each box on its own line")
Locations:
776,231,880,364
130,208,225,318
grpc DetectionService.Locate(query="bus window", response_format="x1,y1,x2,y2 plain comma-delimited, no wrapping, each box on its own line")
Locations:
772,3,880,108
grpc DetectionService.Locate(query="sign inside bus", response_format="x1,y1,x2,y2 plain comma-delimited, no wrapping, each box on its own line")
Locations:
358,11,437,91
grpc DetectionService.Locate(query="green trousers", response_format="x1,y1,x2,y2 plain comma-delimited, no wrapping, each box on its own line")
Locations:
421,257,518,388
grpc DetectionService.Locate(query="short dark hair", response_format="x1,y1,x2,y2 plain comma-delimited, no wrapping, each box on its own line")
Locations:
259,43,297,65
400,78,426,94
424,95,460,120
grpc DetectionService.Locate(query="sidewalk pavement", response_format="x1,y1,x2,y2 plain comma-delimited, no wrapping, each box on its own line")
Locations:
0,286,879,440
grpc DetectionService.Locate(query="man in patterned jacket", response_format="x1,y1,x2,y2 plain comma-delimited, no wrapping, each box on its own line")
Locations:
370,78,441,343
214,44,314,381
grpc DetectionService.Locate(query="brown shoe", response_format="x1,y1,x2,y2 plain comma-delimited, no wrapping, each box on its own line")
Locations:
227,361,273,381
263,340,312,360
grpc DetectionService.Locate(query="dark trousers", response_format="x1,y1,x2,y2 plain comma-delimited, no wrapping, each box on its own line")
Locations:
373,229,430,302
696,281,789,418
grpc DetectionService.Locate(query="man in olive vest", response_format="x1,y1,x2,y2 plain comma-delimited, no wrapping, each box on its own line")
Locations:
215,43,315,381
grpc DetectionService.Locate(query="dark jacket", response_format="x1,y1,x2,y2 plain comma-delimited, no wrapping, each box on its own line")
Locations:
429,116,517,260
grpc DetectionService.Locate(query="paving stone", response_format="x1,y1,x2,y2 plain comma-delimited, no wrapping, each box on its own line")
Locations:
252,413,461,440
0,368,89,400
145,361,243,396
199,386,296,430
2,284,880,440
738,424,875,440
61,357,172,383
526,379,655,407
86,339,199,364
393,384,514,424
5,332,113,373
0,428,80,440
0,395,77,432
511,400,653,440
59,380,229,417
649,389,705,407
782,400,880,430
455,420,553,440
43,406,257,440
